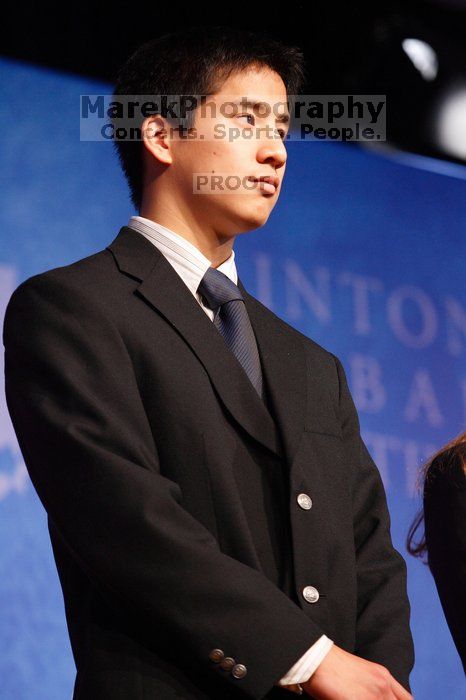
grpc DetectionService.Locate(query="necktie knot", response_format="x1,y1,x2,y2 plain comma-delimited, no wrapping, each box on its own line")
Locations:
197,267,243,311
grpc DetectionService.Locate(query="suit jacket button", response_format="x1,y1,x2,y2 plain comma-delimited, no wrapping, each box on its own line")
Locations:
232,663,247,679
297,493,313,510
302,585,320,603
220,656,235,671
209,649,224,663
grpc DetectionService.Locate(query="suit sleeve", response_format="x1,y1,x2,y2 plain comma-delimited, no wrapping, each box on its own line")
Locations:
333,355,414,691
2,273,324,700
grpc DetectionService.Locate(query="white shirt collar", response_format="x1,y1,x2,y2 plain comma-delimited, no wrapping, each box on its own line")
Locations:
127,216,238,297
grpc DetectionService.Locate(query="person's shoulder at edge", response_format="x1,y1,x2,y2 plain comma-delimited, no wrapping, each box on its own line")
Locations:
424,446,466,497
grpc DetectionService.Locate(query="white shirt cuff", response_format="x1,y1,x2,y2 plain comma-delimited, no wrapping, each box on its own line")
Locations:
277,634,334,686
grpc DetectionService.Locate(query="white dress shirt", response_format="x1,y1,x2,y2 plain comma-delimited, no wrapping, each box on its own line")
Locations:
127,215,334,693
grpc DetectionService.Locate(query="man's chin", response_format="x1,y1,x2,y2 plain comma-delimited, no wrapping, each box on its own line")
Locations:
235,206,271,231
232,218,268,235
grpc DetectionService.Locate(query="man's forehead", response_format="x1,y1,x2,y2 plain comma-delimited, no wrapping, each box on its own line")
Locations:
223,98,290,122
202,68,290,120
209,88,290,120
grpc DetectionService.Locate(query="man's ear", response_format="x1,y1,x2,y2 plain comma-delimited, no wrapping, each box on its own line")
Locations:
142,114,173,165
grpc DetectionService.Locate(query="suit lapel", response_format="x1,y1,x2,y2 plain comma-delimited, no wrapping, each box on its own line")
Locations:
237,278,308,469
107,227,285,458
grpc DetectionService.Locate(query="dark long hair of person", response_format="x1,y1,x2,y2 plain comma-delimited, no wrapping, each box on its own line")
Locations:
406,430,466,562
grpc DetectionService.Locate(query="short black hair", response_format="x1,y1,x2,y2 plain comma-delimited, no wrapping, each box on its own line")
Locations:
112,26,306,211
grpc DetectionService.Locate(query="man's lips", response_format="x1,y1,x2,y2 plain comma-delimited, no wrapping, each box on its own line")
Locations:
248,175,279,194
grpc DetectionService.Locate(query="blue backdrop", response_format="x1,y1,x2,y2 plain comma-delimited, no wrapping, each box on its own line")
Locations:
1,57,465,699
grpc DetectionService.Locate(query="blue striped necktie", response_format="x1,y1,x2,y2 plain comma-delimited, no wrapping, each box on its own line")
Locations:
198,267,264,398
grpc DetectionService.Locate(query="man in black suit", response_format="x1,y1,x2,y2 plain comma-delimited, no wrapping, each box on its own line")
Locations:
3,26,414,700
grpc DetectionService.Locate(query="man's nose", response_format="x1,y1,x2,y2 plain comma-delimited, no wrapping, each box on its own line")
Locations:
256,128,287,169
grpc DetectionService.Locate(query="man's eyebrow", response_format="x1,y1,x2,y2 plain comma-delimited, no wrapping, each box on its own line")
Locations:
230,99,290,124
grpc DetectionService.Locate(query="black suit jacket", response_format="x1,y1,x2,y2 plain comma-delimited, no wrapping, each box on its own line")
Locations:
3,226,414,699
424,451,466,674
